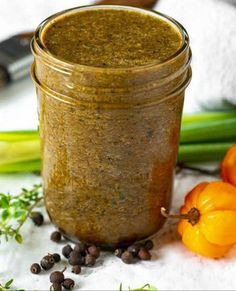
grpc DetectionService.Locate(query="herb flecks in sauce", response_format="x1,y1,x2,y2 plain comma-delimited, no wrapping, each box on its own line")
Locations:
42,9,182,68
34,7,190,246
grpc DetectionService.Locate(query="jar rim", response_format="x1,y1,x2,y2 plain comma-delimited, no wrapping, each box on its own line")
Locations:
32,4,190,73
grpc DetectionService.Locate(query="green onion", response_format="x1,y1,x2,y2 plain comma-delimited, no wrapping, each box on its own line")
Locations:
180,118,236,144
178,142,234,163
0,111,235,173
0,140,41,165
182,111,236,125
0,159,41,173
0,130,38,142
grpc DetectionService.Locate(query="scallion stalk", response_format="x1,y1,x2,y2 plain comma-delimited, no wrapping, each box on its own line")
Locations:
0,159,41,173
0,111,235,172
0,130,38,142
180,118,236,143
178,142,234,163
0,140,41,165
182,111,236,125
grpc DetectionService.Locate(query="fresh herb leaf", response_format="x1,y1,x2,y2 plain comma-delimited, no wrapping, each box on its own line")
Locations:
1,209,9,221
119,283,157,291
0,184,43,243
0,278,24,291
4,279,13,288
0,195,10,208
15,233,23,244
0,278,13,291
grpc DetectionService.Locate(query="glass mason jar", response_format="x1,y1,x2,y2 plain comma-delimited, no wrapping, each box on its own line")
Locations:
31,5,191,248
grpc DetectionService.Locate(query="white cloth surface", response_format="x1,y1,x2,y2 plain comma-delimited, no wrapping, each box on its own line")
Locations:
1,0,236,131
1,172,236,291
158,0,236,111
0,0,94,131
0,1,236,290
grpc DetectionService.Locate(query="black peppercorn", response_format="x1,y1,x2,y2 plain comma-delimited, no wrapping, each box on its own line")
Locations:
85,254,96,267
138,248,151,260
30,263,41,274
114,248,123,258
50,271,65,283
30,212,44,226
68,251,83,266
50,282,62,291
87,245,100,259
80,256,85,266
74,242,86,255
62,278,75,290
144,240,154,251
50,231,61,243
40,255,55,270
48,254,55,263
72,265,81,274
121,251,134,264
62,244,73,258
52,253,61,263
127,245,140,257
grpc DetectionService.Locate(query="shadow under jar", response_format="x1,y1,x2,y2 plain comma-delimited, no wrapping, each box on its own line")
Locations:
31,5,191,248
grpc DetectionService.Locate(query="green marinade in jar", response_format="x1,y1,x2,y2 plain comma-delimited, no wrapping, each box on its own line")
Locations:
31,5,191,248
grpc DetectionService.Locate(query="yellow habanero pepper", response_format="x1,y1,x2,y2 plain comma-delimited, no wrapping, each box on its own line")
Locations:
221,144,236,187
162,181,236,259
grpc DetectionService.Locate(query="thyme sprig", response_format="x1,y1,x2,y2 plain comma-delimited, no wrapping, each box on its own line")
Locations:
0,279,13,291
0,278,24,291
119,283,157,291
0,184,43,243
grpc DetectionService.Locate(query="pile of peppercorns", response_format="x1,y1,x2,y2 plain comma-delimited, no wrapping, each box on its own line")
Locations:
30,228,154,290
62,242,100,268
30,253,61,274
30,252,74,291
50,269,74,291
114,240,153,264
30,231,101,290
51,230,100,269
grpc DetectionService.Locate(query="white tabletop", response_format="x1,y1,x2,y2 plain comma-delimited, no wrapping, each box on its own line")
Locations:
1,172,235,290
0,1,236,290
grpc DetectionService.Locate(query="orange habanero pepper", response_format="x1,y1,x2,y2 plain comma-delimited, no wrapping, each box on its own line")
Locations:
162,181,236,258
221,144,236,187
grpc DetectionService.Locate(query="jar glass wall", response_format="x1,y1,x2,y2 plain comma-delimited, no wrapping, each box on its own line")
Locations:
31,5,191,248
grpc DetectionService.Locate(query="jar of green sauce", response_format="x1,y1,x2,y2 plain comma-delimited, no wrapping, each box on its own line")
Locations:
31,5,191,248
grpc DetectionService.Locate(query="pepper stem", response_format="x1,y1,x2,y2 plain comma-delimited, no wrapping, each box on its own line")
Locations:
161,207,200,226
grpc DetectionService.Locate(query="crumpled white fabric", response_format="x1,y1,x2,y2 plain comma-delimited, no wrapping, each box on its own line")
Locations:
1,2,236,290
1,173,236,290
0,0,235,125
157,0,236,112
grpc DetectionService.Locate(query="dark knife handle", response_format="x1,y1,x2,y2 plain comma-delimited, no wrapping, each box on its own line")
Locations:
96,0,158,9
0,32,33,88
0,0,159,88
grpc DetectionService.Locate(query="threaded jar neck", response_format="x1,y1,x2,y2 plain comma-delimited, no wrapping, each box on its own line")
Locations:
31,5,191,106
